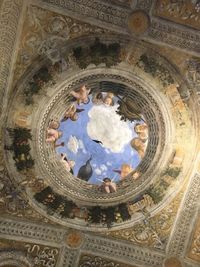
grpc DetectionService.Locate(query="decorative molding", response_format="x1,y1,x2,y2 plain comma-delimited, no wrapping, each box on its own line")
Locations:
78,254,136,267
0,216,166,267
0,251,33,267
0,0,24,119
36,0,200,58
185,58,200,105
0,239,60,267
57,247,78,267
147,18,200,56
136,0,153,11
167,173,200,256
14,4,111,82
105,188,183,250
187,213,200,262
82,234,165,266
39,0,130,32
0,217,65,244
154,0,200,30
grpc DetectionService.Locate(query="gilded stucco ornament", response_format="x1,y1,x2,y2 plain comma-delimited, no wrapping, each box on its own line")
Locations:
65,231,84,248
79,254,135,267
164,257,182,267
188,215,200,261
155,0,200,30
128,10,150,35
14,4,111,83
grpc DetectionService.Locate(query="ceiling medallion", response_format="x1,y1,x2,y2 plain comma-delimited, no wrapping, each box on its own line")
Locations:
128,10,150,35
4,37,192,231
65,231,84,248
164,257,182,267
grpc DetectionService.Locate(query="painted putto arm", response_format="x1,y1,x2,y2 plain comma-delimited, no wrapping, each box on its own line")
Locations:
70,85,90,104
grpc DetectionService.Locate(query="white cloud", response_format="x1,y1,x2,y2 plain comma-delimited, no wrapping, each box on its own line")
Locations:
106,161,112,166
95,168,102,175
78,139,87,154
67,135,79,154
100,164,107,171
105,148,111,154
87,105,132,153
67,136,88,155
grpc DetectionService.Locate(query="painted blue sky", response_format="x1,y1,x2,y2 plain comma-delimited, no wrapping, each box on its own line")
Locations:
56,95,143,184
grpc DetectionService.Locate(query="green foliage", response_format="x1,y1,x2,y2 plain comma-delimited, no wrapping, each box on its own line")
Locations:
139,54,158,76
34,186,77,218
13,144,30,156
7,127,32,142
164,167,181,178
102,207,115,228
60,200,76,218
7,127,34,171
34,186,52,203
37,67,52,82
137,54,175,87
145,185,165,204
34,185,133,228
118,203,131,221
144,167,180,205
88,204,131,228
24,66,54,105
73,46,82,59
73,38,121,69
88,207,102,224
25,94,34,105
23,158,35,169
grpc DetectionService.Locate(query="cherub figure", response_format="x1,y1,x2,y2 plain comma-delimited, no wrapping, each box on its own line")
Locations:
60,153,75,174
103,92,114,106
61,103,84,122
70,85,90,105
92,92,103,105
134,123,148,141
113,164,140,180
48,119,60,129
46,128,62,143
99,178,117,193
131,137,147,159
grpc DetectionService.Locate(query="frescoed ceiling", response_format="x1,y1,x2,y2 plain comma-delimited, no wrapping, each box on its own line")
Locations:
154,0,200,30
0,0,200,267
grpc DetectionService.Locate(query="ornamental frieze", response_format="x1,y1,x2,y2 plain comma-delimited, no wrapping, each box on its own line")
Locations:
0,238,60,267
155,0,200,30
78,254,136,267
14,4,111,84
188,215,200,262
103,188,184,250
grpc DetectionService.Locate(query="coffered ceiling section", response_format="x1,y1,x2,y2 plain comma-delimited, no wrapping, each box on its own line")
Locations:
36,0,200,56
